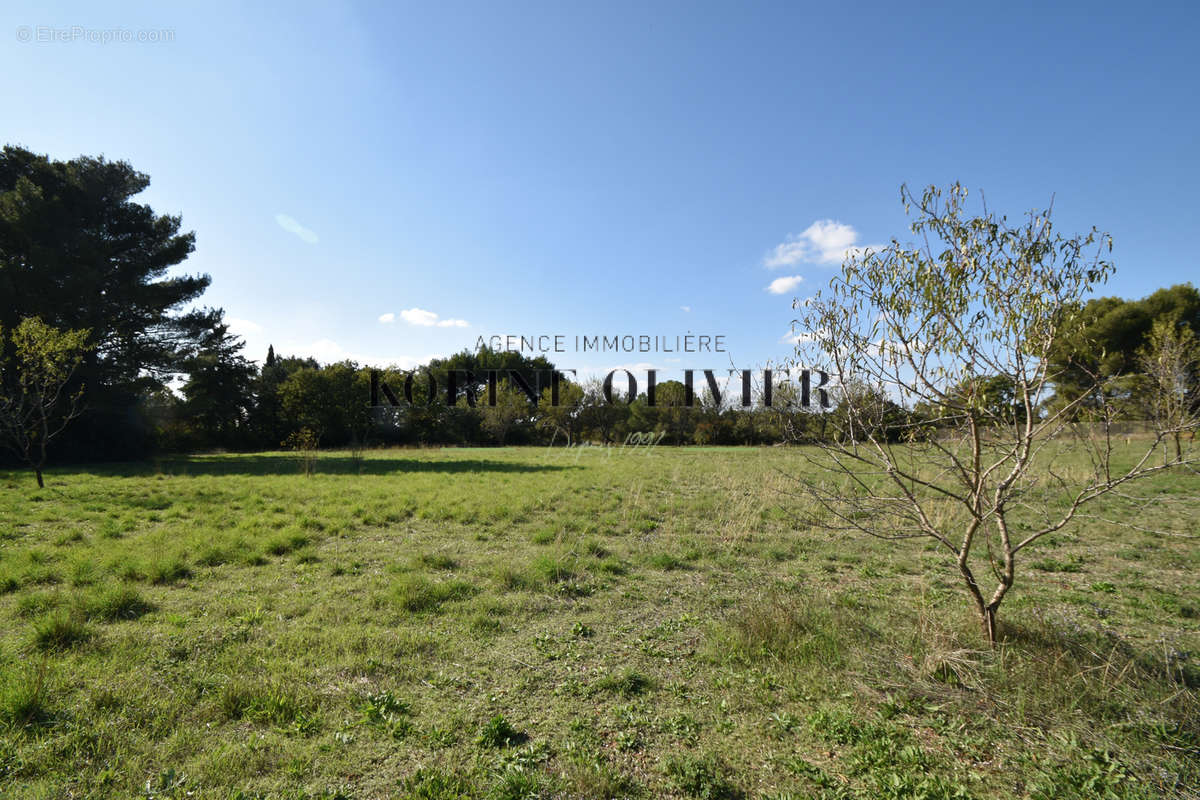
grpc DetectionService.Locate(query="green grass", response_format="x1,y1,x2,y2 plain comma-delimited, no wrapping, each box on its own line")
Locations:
0,445,1196,798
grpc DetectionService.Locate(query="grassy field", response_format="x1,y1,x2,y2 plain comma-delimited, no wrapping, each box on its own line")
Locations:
0,446,1197,799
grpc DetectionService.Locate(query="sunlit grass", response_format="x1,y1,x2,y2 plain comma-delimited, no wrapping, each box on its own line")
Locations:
0,445,1196,798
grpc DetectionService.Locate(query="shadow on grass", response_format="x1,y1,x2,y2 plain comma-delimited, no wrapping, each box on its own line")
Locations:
999,614,1200,690
74,454,580,478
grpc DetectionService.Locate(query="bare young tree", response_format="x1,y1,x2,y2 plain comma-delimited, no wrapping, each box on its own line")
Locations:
479,379,530,445
786,183,1196,645
538,379,586,445
0,317,92,488
578,378,628,445
1137,317,1200,462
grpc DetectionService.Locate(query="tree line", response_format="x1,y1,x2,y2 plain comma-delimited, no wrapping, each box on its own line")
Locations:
2,147,1199,484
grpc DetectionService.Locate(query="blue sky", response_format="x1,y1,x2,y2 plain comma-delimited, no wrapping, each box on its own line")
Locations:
3,1,1197,378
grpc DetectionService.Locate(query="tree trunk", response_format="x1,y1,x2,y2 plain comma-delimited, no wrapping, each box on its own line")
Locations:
980,604,998,646
35,467,44,489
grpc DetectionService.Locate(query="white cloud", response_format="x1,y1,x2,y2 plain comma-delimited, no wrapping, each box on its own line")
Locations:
764,240,810,269
275,213,319,244
400,308,439,326
780,327,827,346
399,308,470,328
307,338,353,363
766,275,804,295
802,220,859,262
282,337,443,369
573,362,658,384
378,312,395,324
226,317,262,336
764,219,883,268
680,305,691,313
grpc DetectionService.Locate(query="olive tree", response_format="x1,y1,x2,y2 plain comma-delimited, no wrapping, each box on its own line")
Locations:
479,379,531,445
539,379,586,444
787,183,1194,645
1137,318,1200,462
0,317,92,487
